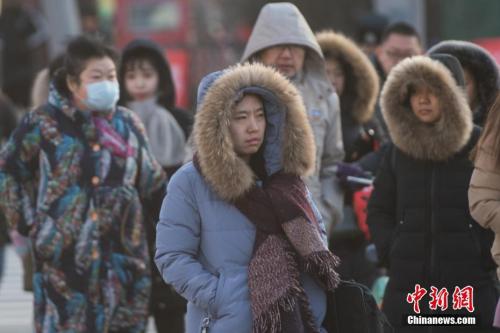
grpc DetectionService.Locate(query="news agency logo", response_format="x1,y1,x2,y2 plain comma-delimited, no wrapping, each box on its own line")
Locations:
406,315,476,326
404,284,478,327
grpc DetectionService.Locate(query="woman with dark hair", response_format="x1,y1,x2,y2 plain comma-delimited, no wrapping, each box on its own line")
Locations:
0,35,165,332
119,39,193,175
118,38,190,333
368,55,497,332
155,63,340,333
316,30,380,287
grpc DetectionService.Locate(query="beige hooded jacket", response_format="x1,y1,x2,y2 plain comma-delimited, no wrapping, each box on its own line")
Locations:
241,2,345,231
469,139,500,280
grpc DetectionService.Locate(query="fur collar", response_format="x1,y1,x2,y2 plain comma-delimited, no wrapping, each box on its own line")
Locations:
194,63,316,201
316,30,379,124
381,56,473,161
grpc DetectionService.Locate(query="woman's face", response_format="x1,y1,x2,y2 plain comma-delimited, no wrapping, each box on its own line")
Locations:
325,58,345,96
229,94,266,162
410,84,442,124
124,59,159,101
68,56,117,110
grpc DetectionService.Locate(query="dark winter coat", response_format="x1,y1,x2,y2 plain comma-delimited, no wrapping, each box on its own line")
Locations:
428,40,500,127
367,56,497,331
316,31,379,163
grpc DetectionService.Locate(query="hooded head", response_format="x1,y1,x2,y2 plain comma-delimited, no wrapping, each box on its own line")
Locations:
316,30,380,124
193,63,316,201
427,40,500,125
241,3,327,82
381,55,472,161
119,39,176,110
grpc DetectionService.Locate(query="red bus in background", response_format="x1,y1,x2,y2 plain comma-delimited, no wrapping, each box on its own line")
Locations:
114,0,191,108
472,37,500,65
113,0,248,110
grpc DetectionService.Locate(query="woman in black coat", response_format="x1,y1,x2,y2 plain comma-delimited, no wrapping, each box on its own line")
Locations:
367,55,498,332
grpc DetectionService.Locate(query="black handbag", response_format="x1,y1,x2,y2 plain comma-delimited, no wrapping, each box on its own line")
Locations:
323,279,393,333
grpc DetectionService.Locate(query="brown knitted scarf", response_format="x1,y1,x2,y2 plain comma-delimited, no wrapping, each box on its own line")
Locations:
194,155,340,333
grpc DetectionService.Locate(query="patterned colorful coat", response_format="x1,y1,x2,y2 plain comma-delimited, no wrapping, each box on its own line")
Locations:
0,101,165,332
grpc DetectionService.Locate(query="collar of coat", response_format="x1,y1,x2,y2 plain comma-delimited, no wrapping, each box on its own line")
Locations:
381,56,473,161
193,63,316,202
315,30,380,124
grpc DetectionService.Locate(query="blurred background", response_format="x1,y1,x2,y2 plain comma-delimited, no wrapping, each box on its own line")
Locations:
0,0,500,109
1,0,499,111
0,1,499,332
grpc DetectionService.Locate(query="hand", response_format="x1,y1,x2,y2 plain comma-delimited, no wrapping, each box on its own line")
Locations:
336,162,369,191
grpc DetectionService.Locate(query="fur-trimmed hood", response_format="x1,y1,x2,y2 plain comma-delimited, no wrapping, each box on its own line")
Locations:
315,30,379,124
193,63,316,202
427,40,500,125
381,56,473,161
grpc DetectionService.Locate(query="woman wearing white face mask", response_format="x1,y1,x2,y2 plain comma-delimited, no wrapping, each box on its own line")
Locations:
0,35,166,333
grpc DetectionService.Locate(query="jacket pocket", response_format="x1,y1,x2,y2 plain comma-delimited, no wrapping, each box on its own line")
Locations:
201,270,226,333
209,269,226,318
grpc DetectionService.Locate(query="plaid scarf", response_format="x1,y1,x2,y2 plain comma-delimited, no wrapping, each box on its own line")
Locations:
194,155,340,333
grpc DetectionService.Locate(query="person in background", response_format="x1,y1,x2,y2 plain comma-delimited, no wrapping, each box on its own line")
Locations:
0,35,165,333
241,2,345,234
427,40,500,126
355,13,389,56
355,22,423,175
367,54,497,332
0,92,18,286
469,92,500,329
155,63,340,333
316,30,380,287
370,21,423,146
5,54,67,294
118,38,190,333
119,38,192,177
0,0,48,107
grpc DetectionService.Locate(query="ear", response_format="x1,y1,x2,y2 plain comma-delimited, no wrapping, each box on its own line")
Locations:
66,76,79,95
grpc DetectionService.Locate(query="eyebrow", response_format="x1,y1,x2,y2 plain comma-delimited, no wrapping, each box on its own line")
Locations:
234,107,264,114
89,68,116,74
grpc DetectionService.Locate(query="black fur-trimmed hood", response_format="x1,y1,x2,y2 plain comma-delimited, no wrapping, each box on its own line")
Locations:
427,40,500,125
381,56,473,161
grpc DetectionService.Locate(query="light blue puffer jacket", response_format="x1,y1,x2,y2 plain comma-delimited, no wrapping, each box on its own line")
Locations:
155,63,329,333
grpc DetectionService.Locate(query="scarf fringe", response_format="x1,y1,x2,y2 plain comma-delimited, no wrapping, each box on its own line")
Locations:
252,287,301,333
303,251,341,291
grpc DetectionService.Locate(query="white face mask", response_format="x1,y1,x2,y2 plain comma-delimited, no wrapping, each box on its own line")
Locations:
83,80,120,111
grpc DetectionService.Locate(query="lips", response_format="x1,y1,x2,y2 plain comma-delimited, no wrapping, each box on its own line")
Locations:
246,138,261,146
417,108,432,115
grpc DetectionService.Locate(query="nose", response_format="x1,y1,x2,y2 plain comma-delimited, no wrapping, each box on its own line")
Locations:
247,116,259,132
135,77,145,88
419,93,430,104
279,46,293,59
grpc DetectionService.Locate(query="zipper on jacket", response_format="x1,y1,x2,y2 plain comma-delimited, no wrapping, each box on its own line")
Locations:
428,166,438,333
201,316,211,333
429,166,437,283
